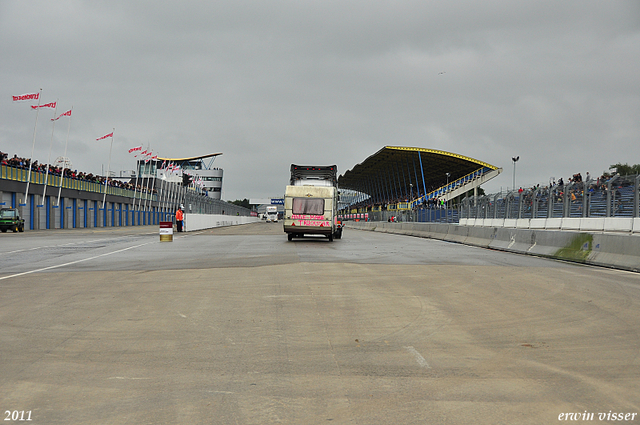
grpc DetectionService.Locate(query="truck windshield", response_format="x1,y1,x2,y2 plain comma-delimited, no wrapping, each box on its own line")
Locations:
292,198,324,215
0,210,16,218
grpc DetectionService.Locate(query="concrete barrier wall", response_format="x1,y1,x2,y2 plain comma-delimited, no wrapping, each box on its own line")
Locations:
184,214,259,231
459,217,640,233
346,221,640,273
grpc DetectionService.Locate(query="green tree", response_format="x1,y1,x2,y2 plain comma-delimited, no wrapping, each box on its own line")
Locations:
228,198,251,209
609,163,640,176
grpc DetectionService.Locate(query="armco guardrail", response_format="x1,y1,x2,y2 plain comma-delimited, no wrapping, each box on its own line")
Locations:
346,221,640,273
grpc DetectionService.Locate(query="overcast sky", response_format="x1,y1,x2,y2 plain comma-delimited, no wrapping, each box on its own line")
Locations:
1,1,639,200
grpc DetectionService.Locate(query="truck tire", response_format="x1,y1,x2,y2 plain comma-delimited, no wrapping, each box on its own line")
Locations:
18,225,24,233
1,228,6,233
12,225,18,233
288,233,293,241
328,233,333,242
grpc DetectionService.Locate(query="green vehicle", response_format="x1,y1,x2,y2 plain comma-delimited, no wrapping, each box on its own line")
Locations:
0,208,25,233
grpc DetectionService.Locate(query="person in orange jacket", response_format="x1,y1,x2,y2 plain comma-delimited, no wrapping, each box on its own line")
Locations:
176,206,184,232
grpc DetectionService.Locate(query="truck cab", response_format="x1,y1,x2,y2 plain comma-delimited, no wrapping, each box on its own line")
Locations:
0,208,25,233
265,205,279,222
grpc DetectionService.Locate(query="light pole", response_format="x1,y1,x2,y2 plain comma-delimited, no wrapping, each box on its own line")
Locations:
409,183,414,221
445,173,450,223
512,156,519,191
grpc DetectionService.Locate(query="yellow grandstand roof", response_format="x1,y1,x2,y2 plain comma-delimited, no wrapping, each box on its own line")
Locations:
338,146,499,199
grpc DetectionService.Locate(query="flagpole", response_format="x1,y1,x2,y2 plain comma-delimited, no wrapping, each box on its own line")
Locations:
170,165,177,212
137,144,148,212
102,128,114,208
145,163,153,211
25,88,43,204
132,166,139,216
163,174,169,219
158,173,164,221
138,143,150,212
57,106,72,206
143,150,153,212
131,150,140,221
158,161,167,218
148,160,158,215
168,164,175,213
42,99,58,201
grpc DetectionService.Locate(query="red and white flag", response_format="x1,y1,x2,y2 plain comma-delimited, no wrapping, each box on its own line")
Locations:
97,132,114,141
128,145,142,155
12,93,40,102
51,109,72,121
144,152,153,163
31,101,57,110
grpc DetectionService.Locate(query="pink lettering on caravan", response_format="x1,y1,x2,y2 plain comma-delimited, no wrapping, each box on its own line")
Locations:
291,215,324,220
297,220,327,227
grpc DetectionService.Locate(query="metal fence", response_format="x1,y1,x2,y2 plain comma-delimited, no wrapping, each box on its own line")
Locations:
183,191,252,216
461,174,640,220
355,174,640,223
366,207,459,223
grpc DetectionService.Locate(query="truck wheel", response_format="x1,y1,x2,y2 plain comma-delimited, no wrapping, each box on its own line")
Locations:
12,225,18,233
1,229,6,233
288,233,293,241
18,225,24,233
328,233,333,242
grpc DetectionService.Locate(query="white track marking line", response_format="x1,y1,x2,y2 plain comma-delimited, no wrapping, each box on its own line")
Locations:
404,346,431,368
0,241,155,281
1,236,147,255
108,377,151,380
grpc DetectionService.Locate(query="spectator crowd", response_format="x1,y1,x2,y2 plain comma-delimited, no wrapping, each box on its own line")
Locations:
1,149,157,194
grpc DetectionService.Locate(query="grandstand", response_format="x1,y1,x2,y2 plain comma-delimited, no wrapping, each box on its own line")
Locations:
144,153,224,200
338,146,502,215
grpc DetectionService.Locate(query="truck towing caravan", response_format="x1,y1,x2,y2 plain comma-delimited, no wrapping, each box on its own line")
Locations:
283,164,343,241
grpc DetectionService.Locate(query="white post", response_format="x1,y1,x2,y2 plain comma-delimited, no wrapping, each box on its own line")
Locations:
148,164,158,212
42,100,58,201
132,160,140,217
136,145,149,212
25,89,43,203
56,107,72,206
144,158,153,211
102,129,114,208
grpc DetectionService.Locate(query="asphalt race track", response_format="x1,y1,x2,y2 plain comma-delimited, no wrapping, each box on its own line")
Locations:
1,222,639,424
